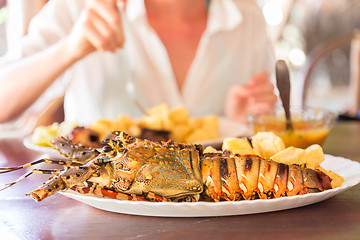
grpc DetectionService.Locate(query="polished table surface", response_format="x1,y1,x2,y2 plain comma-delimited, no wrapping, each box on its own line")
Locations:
0,121,360,240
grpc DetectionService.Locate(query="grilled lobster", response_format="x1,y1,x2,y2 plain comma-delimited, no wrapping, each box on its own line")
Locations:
0,132,332,202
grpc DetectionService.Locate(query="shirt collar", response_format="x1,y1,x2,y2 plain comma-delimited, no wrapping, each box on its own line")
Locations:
125,0,243,33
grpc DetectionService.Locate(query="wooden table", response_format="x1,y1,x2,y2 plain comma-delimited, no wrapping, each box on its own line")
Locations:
0,122,360,240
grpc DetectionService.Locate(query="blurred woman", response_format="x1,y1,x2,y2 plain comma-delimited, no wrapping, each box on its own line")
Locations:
0,0,276,126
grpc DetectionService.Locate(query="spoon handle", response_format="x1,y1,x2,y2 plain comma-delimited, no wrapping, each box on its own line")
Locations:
276,60,293,130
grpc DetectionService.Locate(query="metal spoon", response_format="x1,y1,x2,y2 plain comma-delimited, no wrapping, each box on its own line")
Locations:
275,60,294,131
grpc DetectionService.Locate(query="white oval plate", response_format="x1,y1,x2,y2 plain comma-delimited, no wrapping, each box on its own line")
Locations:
60,154,360,217
23,118,250,158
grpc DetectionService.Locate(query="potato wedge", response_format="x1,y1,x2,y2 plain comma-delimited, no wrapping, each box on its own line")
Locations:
270,146,305,165
300,144,325,169
251,132,286,159
222,137,255,155
204,146,220,153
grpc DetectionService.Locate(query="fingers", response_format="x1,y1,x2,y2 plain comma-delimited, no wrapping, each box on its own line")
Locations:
84,9,120,52
73,0,124,55
228,85,251,99
248,71,277,104
249,81,275,96
225,71,277,122
249,84,277,103
90,0,124,49
249,71,270,85
90,0,122,32
225,85,251,122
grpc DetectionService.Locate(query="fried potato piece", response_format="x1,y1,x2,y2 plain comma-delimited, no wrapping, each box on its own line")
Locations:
168,107,190,125
184,116,219,143
137,104,220,142
270,144,325,169
222,137,255,155
251,132,286,159
204,146,220,153
89,118,114,140
139,103,170,130
31,124,58,147
170,124,192,143
270,146,305,165
138,116,164,130
112,115,135,132
300,144,325,169
31,121,78,147
146,103,169,119
89,116,137,141
164,106,192,142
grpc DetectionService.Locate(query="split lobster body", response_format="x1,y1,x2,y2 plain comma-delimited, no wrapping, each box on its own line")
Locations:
0,132,332,202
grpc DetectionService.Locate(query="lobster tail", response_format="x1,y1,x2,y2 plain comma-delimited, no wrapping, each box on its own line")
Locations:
200,153,332,201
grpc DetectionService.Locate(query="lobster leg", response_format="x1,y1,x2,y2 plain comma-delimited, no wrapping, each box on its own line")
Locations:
0,158,82,174
29,165,99,202
0,169,62,191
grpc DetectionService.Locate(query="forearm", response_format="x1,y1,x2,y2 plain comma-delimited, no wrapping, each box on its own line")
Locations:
0,0,125,123
0,38,82,122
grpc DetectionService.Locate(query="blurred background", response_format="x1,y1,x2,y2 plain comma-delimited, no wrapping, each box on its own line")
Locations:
258,0,360,116
0,0,359,117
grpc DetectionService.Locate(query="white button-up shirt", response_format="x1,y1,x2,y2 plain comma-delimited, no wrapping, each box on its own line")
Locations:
6,0,274,125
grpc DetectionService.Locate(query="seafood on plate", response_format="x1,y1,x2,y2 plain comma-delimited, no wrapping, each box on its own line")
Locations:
0,132,332,202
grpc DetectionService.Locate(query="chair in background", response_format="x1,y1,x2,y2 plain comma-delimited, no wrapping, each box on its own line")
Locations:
301,30,360,118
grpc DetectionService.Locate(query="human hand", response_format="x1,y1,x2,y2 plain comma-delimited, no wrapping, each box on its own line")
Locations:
66,0,125,59
225,71,277,122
